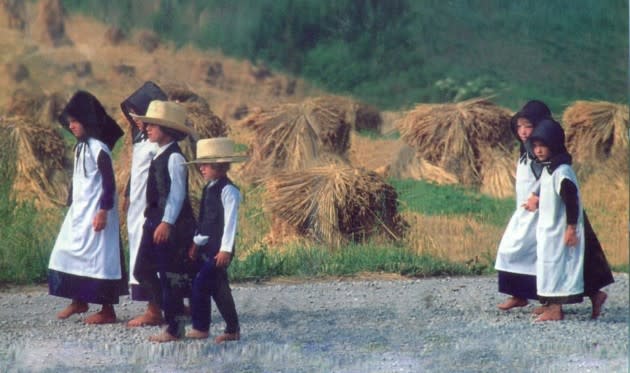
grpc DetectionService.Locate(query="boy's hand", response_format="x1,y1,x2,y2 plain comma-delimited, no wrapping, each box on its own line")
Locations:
153,222,172,245
188,243,198,260
522,194,539,212
564,225,578,247
215,251,231,268
92,209,107,231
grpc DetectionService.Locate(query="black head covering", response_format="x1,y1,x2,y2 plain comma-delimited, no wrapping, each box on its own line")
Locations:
528,118,572,174
510,100,552,139
59,90,123,150
120,81,167,142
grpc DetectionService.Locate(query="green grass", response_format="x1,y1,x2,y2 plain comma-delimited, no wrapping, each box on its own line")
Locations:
229,242,482,283
0,154,60,285
390,178,514,226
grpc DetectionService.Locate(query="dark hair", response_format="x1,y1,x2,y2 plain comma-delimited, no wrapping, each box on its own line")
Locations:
209,162,231,173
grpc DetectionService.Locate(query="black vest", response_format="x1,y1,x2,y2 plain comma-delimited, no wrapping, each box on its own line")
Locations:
145,142,194,226
197,176,237,256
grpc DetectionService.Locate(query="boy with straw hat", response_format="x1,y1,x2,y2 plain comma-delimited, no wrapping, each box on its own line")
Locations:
130,100,197,342
185,137,246,343
120,82,168,327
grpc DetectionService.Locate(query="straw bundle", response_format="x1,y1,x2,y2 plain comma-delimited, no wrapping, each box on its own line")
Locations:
0,0,26,30
397,98,513,186
0,117,69,208
388,145,459,184
6,89,67,126
563,101,629,169
104,26,125,45
310,96,382,132
32,0,71,47
4,62,29,82
479,146,515,198
239,98,351,183
264,164,406,247
6,89,46,118
136,30,160,53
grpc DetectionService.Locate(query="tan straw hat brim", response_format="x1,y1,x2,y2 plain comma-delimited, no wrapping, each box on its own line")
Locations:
130,113,195,136
186,154,248,164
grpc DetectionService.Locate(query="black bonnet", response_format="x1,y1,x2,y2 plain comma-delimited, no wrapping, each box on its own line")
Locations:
59,90,123,150
120,81,167,140
528,118,566,155
510,100,552,139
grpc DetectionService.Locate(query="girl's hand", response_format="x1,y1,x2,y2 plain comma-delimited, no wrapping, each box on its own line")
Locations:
522,194,539,212
92,209,107,231
153,222,171,245
564,225,578,247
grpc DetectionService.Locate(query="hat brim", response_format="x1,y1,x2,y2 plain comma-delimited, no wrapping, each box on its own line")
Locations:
130,113,195,137
186,155,248,164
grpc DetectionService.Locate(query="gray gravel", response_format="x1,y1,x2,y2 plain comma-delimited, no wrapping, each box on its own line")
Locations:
0,274,627,372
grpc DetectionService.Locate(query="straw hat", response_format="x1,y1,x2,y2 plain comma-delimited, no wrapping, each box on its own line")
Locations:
187,137,248,164
130,100,195,137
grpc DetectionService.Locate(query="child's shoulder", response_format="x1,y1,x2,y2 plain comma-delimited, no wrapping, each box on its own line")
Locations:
87,137,111,154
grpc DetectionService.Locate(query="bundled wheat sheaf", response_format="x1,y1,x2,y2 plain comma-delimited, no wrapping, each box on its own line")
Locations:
397,98,513,194
310,95,382,132
563,100,629,172
387,145,459,185
239,97,351,183
0,117,69,208
479,145,516,198
264,164,406,247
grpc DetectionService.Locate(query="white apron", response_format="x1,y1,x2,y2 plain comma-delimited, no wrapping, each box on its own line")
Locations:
127,138,157,285
536,164,584,297
495,156,539,275
49,138,121,279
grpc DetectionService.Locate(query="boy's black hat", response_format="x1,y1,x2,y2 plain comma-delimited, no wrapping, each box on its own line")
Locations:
59,90,124,150
121,81,167,141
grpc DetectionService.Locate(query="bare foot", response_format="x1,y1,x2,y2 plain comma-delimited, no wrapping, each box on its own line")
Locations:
589,291,607,320
85,305,116,324
148,330,180,343
497,297,528,310
532,305,548,315
215,332,240,344
127,303,163,327
534,304,563,322
57,301,88,319
186,328,209,339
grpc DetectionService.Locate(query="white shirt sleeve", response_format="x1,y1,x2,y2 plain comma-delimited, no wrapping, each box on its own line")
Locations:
220,184,241,253
162,152,187,225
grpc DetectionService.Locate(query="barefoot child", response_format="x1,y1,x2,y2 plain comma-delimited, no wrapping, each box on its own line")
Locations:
49,90,126,324
185,137,246,344
130,100,196,341
529,118,584,322
120,82,167,327
495,100,551,310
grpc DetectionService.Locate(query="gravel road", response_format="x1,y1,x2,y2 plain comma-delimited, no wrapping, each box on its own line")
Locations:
1,274,627,372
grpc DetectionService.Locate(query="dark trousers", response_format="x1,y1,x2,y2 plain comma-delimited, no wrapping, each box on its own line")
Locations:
134,219,187,337
191,258,239,334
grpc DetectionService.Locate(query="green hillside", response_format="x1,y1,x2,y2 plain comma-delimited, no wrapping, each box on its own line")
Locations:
62,0,627,112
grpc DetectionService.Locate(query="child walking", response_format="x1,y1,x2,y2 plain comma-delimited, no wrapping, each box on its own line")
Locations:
120,81,167,327
130,100,197,342
185,137,246,344
529,118,585,322
495,100,551,310
48,90,126,324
